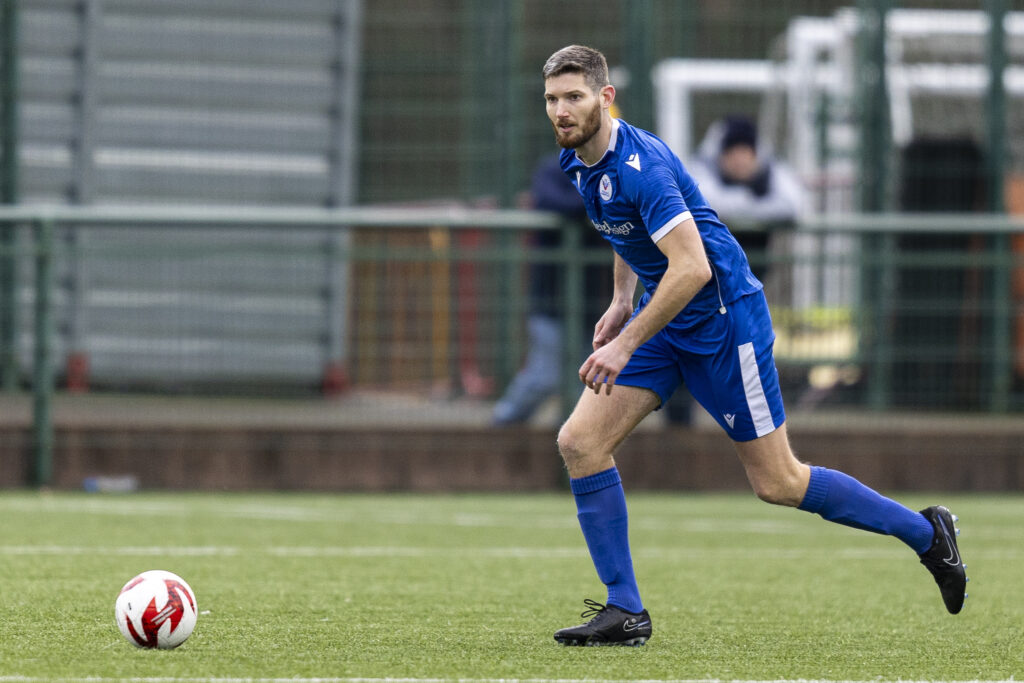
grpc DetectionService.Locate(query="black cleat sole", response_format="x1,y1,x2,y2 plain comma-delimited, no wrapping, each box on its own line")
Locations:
555,635,649,647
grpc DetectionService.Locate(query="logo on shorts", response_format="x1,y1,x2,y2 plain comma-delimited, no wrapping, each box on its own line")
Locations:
723,413,736,429
599,174,613,201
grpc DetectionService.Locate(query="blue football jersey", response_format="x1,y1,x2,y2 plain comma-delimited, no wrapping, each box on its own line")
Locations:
560,118,762,329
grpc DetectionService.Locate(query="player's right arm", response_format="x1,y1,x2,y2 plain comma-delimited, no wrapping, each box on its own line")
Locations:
592,252,637,350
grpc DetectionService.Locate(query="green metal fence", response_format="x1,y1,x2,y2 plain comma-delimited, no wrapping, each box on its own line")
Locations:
359,1,1024,207
1,206,1024,485
2,2,1024,485
7,2,1018,207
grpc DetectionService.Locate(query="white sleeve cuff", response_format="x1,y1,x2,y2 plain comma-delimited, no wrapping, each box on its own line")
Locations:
650,211,692,243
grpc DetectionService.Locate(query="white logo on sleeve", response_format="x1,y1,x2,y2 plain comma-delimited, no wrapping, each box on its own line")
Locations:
723,413,736,429
626,153,641,171
599,174,613,201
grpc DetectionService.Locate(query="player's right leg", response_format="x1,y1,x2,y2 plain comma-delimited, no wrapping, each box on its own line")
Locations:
554,385,659,646
557,384,659,478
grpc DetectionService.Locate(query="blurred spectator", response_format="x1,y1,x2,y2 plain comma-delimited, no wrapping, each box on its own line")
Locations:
688,115,806,280
492,154,611,425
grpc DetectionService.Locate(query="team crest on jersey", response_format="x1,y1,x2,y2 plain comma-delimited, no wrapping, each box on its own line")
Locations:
599,174,613,201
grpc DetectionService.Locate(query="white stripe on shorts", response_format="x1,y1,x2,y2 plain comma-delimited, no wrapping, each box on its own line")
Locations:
737,341,776,437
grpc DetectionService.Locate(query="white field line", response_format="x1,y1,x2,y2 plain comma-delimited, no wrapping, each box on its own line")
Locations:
3,544,1017,561
3,543,1020,562
1,498,1016,542
0,545,584,559
0,498,811,534
0,676,1011,683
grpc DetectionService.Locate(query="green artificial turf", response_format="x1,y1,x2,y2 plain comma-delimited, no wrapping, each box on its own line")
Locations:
0,491,1020,681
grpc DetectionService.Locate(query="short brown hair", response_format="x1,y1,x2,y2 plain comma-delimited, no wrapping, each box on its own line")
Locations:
542,45,609,92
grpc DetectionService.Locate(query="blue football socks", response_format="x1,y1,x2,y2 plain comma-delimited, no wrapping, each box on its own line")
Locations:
799,465,934,554
570,467,644,614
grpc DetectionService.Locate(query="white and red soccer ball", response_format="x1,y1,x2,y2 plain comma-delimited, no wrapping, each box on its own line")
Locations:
115,570,198,649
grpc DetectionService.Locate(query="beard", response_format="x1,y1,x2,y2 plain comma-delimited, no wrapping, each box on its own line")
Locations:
553,101,602,149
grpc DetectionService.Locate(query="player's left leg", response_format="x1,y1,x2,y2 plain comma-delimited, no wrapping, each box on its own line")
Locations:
733,423,933,551
701,291,966,613
733,425,967,613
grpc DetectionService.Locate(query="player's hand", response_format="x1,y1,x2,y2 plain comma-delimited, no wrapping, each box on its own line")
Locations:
592,302,633,350
579,337,633,395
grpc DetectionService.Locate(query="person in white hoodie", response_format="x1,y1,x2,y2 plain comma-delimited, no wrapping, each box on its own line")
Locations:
688,115,805,280
665,115,808,424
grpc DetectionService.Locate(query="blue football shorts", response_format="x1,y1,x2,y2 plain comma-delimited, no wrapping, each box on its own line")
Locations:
615,290,785,442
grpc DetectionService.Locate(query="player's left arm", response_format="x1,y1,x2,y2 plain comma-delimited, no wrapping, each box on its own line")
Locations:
579,217,711,393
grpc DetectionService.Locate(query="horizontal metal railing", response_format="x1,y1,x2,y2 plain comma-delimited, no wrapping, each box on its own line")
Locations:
0,205,567,486
1,205,1022,485
0,204,564,229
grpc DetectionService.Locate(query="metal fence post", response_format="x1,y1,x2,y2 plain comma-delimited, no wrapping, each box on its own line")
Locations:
62,0,102,392
857,0,893,410
867,231,896,410
623,0,655,132
1,0,19,392
496,1,523,388
323,0,363,394
986,0,1011,412
0,0,15,205
33,219,55,488
560,217,583,418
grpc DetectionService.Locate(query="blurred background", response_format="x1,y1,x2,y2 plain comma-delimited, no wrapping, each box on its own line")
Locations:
1,0,1022,491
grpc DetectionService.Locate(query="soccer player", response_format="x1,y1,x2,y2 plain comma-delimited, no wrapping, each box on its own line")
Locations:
541,45,967,647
